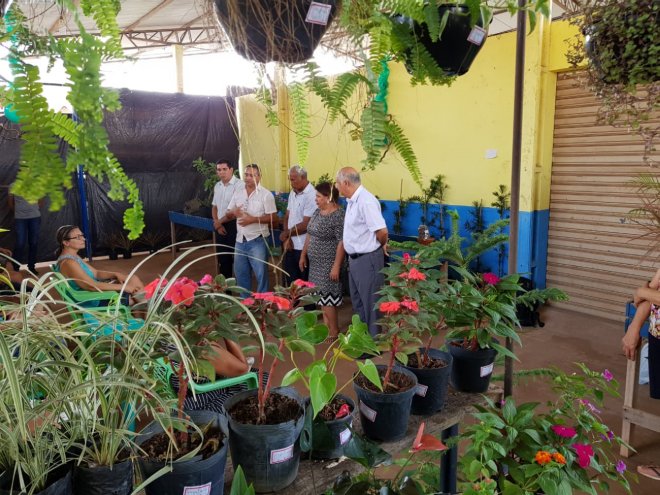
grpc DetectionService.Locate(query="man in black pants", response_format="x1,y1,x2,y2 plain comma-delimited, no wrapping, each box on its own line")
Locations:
212,159,243,279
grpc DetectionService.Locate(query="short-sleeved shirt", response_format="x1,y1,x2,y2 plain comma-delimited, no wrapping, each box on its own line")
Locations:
212,176,244,219
13,194,40,219
227,184,277,242
286,182,318,250
343,185,386,255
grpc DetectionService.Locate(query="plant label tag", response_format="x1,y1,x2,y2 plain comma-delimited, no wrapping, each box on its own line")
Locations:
270,444,294,464
340,428,352,445
183,483,212,495
306,2,332,26
467,26,487,46
415,384,428,397
480,363,494,377
359,400,377,422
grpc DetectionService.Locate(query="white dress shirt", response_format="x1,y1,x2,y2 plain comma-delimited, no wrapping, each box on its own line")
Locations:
343,185,386,254
227,184,277,242
286,182,318,250
212,176,244,217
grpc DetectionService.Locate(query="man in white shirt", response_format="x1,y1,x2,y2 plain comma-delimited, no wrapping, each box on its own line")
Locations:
212,159,244,279
279,165,317,285
336,167,388,337
225,164,277,294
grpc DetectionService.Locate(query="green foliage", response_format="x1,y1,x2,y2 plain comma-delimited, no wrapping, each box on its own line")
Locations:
192,157,218,207
408,174,449,237
230,465,256,495
289,81,310,165
459,364,634,495
627,173,660,258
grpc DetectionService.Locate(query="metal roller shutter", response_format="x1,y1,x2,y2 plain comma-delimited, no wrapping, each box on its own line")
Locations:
547,71,660,322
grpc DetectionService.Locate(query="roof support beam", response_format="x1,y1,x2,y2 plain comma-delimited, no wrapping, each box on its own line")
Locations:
125,0,175,32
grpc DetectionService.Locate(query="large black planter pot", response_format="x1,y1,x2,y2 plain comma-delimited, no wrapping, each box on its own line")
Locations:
224,387,305,493
405,348,453,416
405,4,489,76
73,460,132,495
138,410,229,495
353,365,418,442
302,395,355,460
0,468,72,495
446,341,497,393
214,0,339,63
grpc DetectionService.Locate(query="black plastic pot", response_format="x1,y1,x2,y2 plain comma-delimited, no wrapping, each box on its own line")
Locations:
352,365,417,442
446,341,497,393
405,4,489,76
224,387,305,493
108,250,119,261
302,395,355,460
0,468,72,495
73,460,132,495
214,0,339,63
121,249,132,260
138,410,229,495
405,348,453,415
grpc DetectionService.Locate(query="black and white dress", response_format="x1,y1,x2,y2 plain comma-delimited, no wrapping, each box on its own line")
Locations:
307,208,345,306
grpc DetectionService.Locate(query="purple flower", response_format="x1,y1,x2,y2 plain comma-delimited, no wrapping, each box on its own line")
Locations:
551,425,577,438
602,369,614,382
579,399,601,414
616,460,626,474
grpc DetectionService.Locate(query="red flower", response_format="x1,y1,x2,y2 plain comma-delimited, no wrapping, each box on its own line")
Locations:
402,253,420,265
165,277,197,306
535,450,552,465
379,301,401,314
400,268,426,281
483,272,500,285
253,292,292,310
335,403,351,419
400,299,419,312
198,274,213,286
551,425,577,438
144,278,167,299
242,297,255,306
552,452,567,465
411,422,447,453
293,279,315,288
572,443,594,468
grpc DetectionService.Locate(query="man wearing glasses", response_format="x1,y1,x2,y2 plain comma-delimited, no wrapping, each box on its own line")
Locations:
212,159,244,279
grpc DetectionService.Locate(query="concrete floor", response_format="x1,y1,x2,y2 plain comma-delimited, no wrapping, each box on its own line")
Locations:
77,247,660,494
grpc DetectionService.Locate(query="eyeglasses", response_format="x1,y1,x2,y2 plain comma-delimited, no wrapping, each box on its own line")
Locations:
66,234,85,240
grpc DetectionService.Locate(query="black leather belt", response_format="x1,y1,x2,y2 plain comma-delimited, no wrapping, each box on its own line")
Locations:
348,246,381,260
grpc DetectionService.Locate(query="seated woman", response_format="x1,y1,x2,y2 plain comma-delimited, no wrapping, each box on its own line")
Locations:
55,225,144,305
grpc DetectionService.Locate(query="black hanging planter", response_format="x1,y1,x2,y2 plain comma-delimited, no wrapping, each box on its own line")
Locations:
405,348,452,416
446,340,497,393
73,460,133,495
213,0,339,63
405,4,489,76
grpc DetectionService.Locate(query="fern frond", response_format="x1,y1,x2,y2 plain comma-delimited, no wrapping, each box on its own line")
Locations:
328,72,372,122
360,99,388,170
47,111,82,146
384,119,422,188
289,82,310,165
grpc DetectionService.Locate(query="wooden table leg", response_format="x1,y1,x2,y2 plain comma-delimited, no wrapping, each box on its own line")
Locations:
620,352,640,457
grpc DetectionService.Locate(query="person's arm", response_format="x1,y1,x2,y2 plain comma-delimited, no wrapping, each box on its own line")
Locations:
59,260,126,292
299,234,310,271
330,241,345,281
290,216,311,237
280,210,290,242
634,286,660,306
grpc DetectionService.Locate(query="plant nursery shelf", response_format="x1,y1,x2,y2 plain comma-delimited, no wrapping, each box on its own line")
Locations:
223,385,503,493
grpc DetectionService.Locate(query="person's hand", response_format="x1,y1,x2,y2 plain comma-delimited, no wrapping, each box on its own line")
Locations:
650,269,660,290
279,230,290,243
622,330,641,361
217,224,227,235
299,253,308,272
212,219,221,230
115,272,127,283
237,214,254,226
330,264,340,281
282,238,292,252
0,247,11,257
382,243,389,257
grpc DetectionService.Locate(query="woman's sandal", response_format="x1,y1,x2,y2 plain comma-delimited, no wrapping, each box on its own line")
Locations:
638,465,660,481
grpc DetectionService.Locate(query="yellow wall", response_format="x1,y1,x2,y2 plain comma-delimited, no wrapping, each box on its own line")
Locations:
238,19,581,211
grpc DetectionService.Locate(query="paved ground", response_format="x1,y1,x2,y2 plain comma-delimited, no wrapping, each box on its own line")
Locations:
51,247,659,494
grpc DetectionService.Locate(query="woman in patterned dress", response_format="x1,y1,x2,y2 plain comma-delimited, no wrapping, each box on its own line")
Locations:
299,182,345,341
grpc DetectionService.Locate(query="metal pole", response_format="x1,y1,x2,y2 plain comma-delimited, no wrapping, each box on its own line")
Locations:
504,0,527,398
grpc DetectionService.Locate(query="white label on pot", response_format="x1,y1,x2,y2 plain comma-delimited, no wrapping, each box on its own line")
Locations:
359,400,377,422
183,483,212,495
415,383,428,397
480,363,494,377
340,427,352,445
270,444,294,464
306,2,332,25
467,26,487,46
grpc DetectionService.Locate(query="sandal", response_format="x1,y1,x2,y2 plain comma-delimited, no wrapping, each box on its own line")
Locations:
638,465,660,481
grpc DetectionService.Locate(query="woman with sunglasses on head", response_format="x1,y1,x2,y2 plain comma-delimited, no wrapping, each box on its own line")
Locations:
55,225,145,304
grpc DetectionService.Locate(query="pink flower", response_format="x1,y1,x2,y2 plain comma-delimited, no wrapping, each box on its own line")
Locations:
483,273,500,285
602,369,614,382
165,277,197,306
198,274,213,286
253,292,291,310
616,460,626,474
400,299,419,313
144,278,167,299
551,425,577,438
380,301,402,314
400,268,426,281
293,279,315,288
402,253,420,265
242,297,255,306
572,443,594,468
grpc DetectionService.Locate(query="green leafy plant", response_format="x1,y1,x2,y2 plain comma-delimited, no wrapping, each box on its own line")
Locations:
458,364,635,495
408,173,449,238
565,0,659,164
191,157,220,207
491,184,510,276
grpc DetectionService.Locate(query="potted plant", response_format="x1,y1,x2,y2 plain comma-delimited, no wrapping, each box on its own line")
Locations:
282,315,381,459
458,364,635,494
223,279,327,492
138,230,167,255
213,0,340,63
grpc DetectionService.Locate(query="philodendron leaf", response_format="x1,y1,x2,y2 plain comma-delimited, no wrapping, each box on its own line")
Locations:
310,371,337,418
357,360,382,391
286,339,315,355
343,432,392,469
281,368,303,387
297,320,328,344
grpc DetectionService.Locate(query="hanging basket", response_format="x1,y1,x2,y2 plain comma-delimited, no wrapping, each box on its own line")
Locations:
213,0,339,63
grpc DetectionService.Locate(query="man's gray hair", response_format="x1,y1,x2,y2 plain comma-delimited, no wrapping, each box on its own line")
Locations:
289,165,307,179
336,169,360,185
